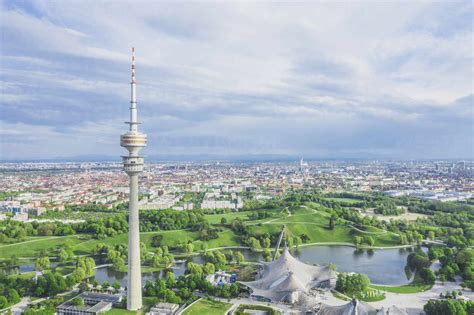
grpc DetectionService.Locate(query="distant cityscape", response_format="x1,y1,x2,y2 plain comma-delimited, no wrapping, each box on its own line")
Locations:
1,160,472,222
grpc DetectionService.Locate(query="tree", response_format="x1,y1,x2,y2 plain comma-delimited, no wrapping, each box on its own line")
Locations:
152,255,162,268
225,250,234,263
263,249,272,262
262,237,271,248
365,236,375,247
7,289,21,304
353,236,362,247
0,296,8,309
9,255,18,268
407,252,430,270
399,234,408,245
78,282,89,292
294,236,302,249
112,280,121,291
72,297,84,307
220,217,227,225
144,280,155,296
151,235,163,247
214,250,227,267
203,263,215,275
35,257,50,271
102,281,110,290
455,250,473,269
428,231,435,241
185,243,194,254
187,262,203,276
165,271,175,288
58,249,69,262
419,268,436,285
248,237,261,251
329,214,337,229
235,251,245,264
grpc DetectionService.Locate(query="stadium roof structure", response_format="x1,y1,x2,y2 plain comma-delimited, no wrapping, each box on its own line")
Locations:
318,298,378,315
240,246,335,303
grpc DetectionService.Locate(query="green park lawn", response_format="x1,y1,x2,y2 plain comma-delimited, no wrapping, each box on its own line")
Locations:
254,210,399,247
74,230,201,255
323,197,363,204
105,297,157,315
204,211,252,224
182,298,231,315
105,309,136,315
0,235,86,259
370,273,433,293
193,229,241,250
370,283,432,294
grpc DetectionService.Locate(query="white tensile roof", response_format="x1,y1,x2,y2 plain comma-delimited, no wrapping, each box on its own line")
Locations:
240,247,335,303
318,298,378,315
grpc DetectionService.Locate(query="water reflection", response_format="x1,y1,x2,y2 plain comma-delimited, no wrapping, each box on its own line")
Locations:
92,245,424,286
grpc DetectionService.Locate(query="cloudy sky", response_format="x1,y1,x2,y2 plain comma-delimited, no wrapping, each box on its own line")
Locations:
0,1,472,160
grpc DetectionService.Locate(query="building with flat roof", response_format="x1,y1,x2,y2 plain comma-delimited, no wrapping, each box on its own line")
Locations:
56,292,122,315
146,302,180,315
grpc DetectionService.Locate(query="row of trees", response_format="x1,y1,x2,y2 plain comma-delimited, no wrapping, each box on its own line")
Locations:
424,298,474,315
353,236,375,247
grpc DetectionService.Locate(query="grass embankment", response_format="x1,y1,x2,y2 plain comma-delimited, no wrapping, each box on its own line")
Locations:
370,283,432,294
0,235,86,259
249,208,399,247
370,273,433,293
182,298,231,315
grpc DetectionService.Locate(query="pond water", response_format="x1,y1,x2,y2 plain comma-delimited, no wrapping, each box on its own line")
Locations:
93,245,423,287
17,263,58,273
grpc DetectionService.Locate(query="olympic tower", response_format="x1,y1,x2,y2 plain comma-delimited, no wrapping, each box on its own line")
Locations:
120,47,146,310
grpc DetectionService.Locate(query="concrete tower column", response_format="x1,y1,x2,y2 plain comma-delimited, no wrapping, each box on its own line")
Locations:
127,174,142,310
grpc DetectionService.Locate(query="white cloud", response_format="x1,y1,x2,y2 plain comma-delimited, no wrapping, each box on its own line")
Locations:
0,1,472,159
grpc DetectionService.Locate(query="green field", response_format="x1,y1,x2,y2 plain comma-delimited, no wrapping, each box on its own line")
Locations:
0,235,86,259
105,309,136,315
323,197,362,204
182,299,231,315
204,211,253,224
104,297,157,315
370,283,432,294
74,230,200,255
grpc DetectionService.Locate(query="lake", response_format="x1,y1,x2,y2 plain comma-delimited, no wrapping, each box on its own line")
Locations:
94,245,422,287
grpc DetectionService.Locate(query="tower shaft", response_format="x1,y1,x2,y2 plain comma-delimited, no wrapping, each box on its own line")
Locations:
127,174,141,310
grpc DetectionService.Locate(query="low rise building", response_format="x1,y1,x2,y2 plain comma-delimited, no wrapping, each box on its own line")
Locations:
146,302,180,315
56,292,122,315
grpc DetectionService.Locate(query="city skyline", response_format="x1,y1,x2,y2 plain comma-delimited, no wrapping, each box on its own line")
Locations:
1,1,473,160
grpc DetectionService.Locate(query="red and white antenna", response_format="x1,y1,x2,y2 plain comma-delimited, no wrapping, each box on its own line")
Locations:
131,47,136,84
